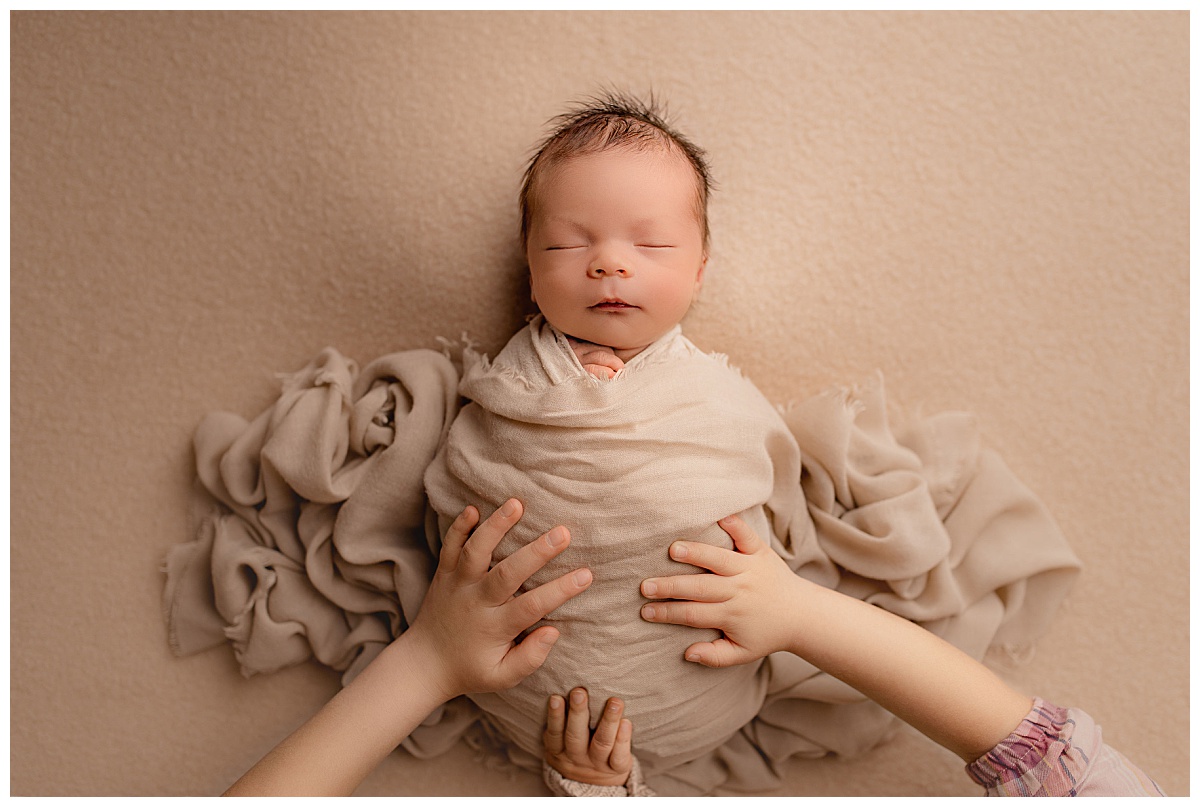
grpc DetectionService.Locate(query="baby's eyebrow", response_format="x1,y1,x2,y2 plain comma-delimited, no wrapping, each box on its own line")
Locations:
538,216,588,231
630,218,665,230
536,215,686,236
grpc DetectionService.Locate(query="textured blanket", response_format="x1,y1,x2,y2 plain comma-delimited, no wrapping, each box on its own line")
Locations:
163,320,1082,794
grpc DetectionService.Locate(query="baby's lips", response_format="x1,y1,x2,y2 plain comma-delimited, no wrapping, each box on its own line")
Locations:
590,298,637,309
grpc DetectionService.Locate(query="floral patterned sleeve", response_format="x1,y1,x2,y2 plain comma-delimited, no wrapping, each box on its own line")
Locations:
966,698,1164,796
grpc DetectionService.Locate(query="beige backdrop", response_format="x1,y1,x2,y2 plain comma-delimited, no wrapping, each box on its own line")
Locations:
10,11,1188,796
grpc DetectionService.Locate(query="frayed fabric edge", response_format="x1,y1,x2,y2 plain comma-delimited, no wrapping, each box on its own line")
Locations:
776,373,878,420
437,331,541,391
435,332,480,365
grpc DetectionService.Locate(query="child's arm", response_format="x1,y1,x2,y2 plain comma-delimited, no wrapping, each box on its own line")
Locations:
638,515,1032,764
224,500,592,796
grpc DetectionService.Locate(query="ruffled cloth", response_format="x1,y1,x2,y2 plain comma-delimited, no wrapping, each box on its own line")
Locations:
160,347,481,756
162,320,1083,792
966,698,1164,796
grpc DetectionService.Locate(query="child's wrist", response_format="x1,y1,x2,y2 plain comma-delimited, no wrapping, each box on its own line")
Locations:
780,576,821,657
383,629,459,707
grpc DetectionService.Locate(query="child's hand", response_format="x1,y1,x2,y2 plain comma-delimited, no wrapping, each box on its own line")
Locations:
403,499,593,703
639,514,803,667
543,688,634,787
223,501,591,797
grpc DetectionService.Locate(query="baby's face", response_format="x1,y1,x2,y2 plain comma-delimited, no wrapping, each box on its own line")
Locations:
526,146,707,355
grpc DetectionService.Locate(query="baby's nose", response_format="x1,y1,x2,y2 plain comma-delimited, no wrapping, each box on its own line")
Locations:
586,259,632,279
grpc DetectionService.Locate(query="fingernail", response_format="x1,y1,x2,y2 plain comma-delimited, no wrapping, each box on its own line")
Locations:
546,527,567,548
642,580,658,596
670,542,687,559
572,568,592,587
571,689,586,705
549,695,563,709
642,605,656,619
686,653,701,662
607,699,622,713
499,499,518,517
720,515,736,525
538,630,559,647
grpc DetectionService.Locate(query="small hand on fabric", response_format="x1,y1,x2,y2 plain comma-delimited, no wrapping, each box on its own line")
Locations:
404,499,594,702
639,514,801,667
543,688,634,787
567,337,626,380
224,500,591,796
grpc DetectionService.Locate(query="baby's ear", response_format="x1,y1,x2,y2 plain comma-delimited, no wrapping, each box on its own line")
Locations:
690,257,707,304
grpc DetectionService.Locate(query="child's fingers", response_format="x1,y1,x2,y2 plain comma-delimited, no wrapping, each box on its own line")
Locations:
666,539,743,576
459,498,524,579
501,567,593,635
717,513,764,555
639,599,718,630
438,506,479,573
609,719,634,774
481,525,571,605
588,697,624,766
563,688,592,758
543,693,567,756
640,572,729,603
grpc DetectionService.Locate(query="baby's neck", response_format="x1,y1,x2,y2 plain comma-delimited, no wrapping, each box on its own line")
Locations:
566,338,645,363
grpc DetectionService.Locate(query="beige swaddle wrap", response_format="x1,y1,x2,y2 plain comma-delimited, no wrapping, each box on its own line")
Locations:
163,319,1082,793
424,316,826,774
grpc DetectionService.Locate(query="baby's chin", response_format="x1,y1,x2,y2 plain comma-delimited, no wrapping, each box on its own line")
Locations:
563,331,648,356
538,309,684,359
551,322,663,354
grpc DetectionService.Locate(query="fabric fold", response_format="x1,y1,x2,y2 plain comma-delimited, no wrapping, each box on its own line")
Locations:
163,346,460,684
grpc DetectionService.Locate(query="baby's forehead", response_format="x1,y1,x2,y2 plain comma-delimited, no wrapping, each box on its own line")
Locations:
536,143,699,190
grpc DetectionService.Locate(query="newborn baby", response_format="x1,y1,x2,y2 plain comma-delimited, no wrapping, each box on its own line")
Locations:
423,94,826,777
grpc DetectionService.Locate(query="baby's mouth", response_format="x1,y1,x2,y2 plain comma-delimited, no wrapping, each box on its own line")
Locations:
591,299,638,310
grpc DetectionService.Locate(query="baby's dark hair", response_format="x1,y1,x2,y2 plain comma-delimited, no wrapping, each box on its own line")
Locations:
519,90,713,252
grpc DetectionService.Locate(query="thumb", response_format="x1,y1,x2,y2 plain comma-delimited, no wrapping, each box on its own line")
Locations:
684,637,758,668
719,514,764,555
495,626,560,686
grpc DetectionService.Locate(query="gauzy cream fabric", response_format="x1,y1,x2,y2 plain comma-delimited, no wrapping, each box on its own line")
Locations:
163,318,1082,794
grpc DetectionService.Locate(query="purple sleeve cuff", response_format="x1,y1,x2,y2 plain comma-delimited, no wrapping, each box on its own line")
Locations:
966,697,1164,796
